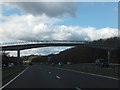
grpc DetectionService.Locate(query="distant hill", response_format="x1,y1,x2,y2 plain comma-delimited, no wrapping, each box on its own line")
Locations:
90,37,120,48
50,37,120,64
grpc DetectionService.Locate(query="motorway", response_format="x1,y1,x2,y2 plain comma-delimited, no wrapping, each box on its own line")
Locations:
3,64,119,89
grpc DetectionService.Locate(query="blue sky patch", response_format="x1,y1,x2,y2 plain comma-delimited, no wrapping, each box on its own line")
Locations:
2,2,118,28
2,4,22,16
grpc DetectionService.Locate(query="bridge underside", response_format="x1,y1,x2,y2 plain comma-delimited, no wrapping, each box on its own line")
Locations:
1,43,83,65
1,43,83,51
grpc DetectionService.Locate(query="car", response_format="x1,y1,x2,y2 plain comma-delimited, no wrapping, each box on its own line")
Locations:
67,61,72,65
58,62,63,66
95,59,109,67
8,63,15,67
51,62,54,65
2,64,7,67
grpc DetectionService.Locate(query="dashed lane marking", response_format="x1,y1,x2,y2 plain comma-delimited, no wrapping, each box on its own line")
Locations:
48,72,51,74
75,87,82,90
56,76,61,79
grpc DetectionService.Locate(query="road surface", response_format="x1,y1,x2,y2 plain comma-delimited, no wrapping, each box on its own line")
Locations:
3,64,119,89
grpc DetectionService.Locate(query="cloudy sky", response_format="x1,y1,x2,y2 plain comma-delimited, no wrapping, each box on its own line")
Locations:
0,2,118,56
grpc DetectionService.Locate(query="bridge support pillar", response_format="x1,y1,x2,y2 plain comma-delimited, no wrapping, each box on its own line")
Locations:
108,50,111,64
17,50,20,65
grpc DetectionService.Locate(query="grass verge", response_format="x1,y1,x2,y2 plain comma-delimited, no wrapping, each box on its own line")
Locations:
2,65,27,86
44,63,120,79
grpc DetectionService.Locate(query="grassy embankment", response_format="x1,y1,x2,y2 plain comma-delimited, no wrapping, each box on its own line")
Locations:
2,65,27,85
43,63,120,78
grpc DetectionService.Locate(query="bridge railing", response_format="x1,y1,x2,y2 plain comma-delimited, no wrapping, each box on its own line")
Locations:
0,40,89,46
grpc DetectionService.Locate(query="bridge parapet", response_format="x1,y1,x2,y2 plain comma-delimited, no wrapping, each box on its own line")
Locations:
1,40,89,47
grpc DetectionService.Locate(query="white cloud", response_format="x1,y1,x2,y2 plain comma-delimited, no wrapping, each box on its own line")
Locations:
1,2,118,56
1,15,118,42
6,2,77,17
0,14,118,56
0,14,61,42
6,47,72,56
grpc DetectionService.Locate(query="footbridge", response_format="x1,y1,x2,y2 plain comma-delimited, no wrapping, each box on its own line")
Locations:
0,40,118,64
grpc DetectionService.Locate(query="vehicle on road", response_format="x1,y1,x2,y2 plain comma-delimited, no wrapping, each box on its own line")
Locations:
2,64,7,67
51,62,55,65
58,62,63,66
8,63,15,67
95,59,109,67
67,61,72,65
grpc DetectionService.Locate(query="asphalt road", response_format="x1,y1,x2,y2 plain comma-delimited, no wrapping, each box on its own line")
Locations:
3,64,119,89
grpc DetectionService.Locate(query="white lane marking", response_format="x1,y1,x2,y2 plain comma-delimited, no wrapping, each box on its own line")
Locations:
1,67,29,89
75,87,82,90
56,76,61,79
48,72,51,74
54,67,119,80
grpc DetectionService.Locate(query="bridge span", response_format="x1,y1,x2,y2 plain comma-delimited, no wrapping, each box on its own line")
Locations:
0,42,87,51
0,41,118,64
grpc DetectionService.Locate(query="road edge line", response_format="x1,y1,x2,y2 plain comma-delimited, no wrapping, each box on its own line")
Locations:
1,66,29,89
55,67,119,80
